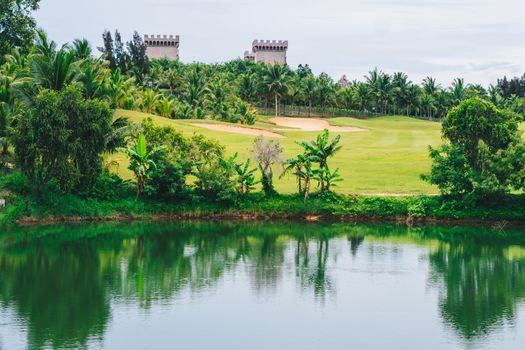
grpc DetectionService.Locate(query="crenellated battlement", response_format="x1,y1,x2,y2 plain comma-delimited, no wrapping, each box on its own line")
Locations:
144,35,180,48
244,39,288,64
252,39,288,51
244,50,255,61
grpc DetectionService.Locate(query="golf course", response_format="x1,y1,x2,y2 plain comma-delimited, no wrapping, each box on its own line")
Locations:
111,110,443,195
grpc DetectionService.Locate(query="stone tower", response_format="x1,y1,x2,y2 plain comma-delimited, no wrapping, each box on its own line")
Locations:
144,34,180,60
244,40,288,65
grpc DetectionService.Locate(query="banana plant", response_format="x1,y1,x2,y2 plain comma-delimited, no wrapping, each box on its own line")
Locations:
117,134,165,197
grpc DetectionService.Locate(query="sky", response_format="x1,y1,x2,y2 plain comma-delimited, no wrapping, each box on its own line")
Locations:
34,0,525,86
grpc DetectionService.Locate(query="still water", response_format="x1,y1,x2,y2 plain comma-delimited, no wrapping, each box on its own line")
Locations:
1,221,525,349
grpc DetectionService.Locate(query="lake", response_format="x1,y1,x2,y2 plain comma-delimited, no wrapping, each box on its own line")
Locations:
1,221,525,349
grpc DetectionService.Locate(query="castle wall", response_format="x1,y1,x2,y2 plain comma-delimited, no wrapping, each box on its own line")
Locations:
146,46,179,60
255,51,286,65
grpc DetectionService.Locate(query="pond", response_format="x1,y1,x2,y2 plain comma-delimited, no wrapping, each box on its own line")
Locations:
1,221,525,349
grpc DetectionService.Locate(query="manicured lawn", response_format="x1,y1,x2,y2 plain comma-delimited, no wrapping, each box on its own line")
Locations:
111,110,444,195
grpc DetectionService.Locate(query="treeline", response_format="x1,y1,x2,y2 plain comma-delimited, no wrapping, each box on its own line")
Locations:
96,30,525,121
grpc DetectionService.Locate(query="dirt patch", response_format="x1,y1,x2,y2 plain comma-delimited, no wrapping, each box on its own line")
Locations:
269,117,367,132
190,123,284,138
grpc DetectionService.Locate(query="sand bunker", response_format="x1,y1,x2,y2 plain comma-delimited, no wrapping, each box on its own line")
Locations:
269,117,367,132
190,123,284,138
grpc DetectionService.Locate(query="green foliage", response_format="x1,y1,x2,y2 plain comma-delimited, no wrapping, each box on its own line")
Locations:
224,153,259,195
11,85,112,194
190,136,237,202
80,170,132,201
0,0,40,60
295,129,343,193
424,98,525,199
117,134,165,197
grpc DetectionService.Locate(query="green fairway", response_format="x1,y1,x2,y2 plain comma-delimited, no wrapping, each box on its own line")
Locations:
111,110,444,195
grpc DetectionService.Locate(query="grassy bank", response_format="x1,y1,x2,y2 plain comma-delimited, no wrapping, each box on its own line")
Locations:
1,188,524,226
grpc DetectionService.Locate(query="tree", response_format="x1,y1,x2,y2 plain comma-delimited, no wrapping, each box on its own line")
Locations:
71,38,92,60
13,40,81,104
301,75,317,115
297,129,342,191
423,98,525,198
222,153,258,195
0,73,15,155
117,134,165,197
99,30,116,70
282,153,314,202
11,85,112,194
0,0,40,60
114,30,129,72
127,31,149,80
263,64,289,116
253,136,283,196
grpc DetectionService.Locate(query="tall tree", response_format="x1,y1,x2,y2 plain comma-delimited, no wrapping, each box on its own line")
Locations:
263,64,289,116
127,31,149,80
11,85,112,193
0,0,40,61
423,98,525,198
99,30,116,70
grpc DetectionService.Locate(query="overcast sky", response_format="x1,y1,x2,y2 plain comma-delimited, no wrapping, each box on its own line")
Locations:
35,0,525,86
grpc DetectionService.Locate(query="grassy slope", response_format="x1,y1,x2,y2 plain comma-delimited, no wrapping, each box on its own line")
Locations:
111,110,443,195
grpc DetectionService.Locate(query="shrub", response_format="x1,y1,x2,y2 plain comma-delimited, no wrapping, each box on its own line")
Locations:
423,98,525,200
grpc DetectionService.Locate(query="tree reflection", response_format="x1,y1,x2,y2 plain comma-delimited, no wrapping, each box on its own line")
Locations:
1,222,525,348
0,242,110,349
429,242,525,340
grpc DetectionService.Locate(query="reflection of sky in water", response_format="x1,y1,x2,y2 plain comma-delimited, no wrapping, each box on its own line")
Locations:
1,223,525,349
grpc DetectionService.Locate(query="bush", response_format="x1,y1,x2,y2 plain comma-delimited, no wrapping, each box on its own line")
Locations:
423,98,525,200
80,171,132,200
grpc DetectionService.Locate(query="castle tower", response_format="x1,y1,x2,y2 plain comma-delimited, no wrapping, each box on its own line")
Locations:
144,34,180,60
244,50,255,62
244,40,288,65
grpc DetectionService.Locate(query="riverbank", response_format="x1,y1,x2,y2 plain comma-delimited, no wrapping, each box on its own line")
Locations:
2,190,524,227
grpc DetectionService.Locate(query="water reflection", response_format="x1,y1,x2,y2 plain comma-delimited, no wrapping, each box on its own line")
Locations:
1,222,525,349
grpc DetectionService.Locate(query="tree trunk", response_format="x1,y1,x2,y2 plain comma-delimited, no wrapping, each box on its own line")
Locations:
275,94,279,116
304,178,310,203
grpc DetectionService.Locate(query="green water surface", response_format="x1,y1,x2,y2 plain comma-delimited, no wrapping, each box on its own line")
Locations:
1,221,525,349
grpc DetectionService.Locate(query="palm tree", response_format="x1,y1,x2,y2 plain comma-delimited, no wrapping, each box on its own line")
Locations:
376,72,393,113
159,67,184,95
139,89,162,113
78,60,106,99
0,74,14,155
263,64,289,116
33,30,58,58
156,97,176,118
450,78,466,105
316,73,335,115
238,73,258,103
302,76,317,116
422,77,440,97
392,72,410,114
103,68,135,108
420,93,435,119
117,134,165,197
353,82,371,111
282,153,309,194
71,38,92,60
